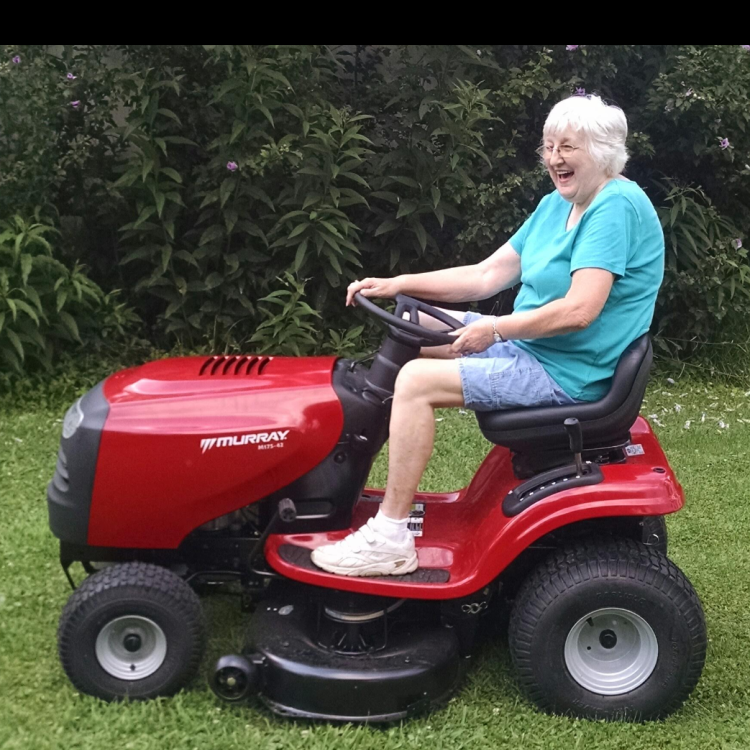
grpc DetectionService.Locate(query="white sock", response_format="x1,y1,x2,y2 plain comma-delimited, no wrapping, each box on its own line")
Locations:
370,509,410,543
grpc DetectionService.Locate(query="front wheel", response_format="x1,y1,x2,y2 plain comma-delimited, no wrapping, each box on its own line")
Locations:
508,539,706,721
58,562,206,701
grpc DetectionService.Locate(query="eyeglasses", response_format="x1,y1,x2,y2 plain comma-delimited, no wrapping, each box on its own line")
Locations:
537,144,581,158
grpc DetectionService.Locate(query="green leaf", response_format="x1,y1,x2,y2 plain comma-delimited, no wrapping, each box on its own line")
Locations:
323,246,342,274
303,193,322,209
288,222,310,239
204,272,223,290
162,135,198,146
20,254,32,285
371,191,400,204
6,329,24,361
161,244,172,272
412,221,427,252
165,300,183,318
294,239,309,272
174,250,199,268
247,185,275,210
166,191,186,207
220,178,236,208
121,247,152,264
133,206,157,229
14,299,39,325
375,218,400,236
161,167,183,184
199,225,225,246
388,176,420,189
396,200,417,219
258,105,274,127
155,192,166,218
59,311,82,342
24,286,42,312
141,158,154,181
213,78,245,102
431,186,441,209
157,108,182,125
113,169,140,189
230,120,246,144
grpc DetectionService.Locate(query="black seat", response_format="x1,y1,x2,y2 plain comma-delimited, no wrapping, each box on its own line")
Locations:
476,334,652,454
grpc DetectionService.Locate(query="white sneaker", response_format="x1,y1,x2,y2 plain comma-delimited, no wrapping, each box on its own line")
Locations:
310,518,418,577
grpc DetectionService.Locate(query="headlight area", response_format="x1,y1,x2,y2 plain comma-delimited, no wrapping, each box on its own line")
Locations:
62,398,84,439
48,381,110,546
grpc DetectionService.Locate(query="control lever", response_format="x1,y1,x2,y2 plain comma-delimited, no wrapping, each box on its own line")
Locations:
278,497,297,523
564,418,586,477
248,498,297,567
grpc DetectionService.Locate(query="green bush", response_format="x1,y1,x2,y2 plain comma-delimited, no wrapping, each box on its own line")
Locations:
2,44,750,370
0,211,139,371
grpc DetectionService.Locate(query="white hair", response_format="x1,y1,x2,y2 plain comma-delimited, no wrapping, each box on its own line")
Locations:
543,95,629,176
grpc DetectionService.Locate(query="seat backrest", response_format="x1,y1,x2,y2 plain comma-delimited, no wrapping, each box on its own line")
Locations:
476,334,653,452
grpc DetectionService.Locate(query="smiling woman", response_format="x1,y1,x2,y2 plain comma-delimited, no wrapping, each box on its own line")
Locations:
311,94,665,578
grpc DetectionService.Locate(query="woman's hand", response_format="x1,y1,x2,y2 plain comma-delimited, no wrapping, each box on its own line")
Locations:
450,319,495,356
346,277,402,306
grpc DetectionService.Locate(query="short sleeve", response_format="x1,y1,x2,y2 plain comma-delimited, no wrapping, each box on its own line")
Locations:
509,194,551,256
570,193,639,278
509,213,533,256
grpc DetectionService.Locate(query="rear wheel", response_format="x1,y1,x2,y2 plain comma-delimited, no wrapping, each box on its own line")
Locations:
58,562,206,700
508,538,706,720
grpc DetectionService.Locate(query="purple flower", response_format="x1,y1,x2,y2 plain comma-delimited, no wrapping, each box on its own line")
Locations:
685,88,693,97
66,72,77,80
12,55,21,64
226,161,238,172
741,45,750,51
70,100,81,109
566,45,579,51
720,137,730,150
733,238,743,249
575,87,586,96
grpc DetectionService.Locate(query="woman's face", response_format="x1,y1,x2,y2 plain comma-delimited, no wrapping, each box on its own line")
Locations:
542,128,609,206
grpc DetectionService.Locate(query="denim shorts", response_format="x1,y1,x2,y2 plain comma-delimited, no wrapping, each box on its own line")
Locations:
457,312,577,412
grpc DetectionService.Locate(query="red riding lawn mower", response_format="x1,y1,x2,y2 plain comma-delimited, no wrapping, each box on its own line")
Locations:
49,293,706,722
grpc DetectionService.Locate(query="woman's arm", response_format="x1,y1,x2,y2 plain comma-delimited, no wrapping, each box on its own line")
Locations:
450,268,614,354
346,242,521,305
496,268,614,339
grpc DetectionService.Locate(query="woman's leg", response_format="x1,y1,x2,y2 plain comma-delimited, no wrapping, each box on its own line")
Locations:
310,358,464,576
381,358,465,519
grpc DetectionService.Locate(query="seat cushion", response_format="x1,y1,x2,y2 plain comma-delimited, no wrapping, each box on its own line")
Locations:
476,335,652,452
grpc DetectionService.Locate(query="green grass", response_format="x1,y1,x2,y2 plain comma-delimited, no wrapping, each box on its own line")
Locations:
2,370,750,749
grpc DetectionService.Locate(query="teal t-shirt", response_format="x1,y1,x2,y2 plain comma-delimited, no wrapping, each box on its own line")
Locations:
508,179,664,401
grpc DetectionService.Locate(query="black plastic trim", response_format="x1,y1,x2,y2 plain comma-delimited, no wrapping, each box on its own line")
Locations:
278,544,450,583
47,381,109,545
503,463,604,517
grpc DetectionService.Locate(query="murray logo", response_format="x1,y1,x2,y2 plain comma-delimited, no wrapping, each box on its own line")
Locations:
200,430,290,454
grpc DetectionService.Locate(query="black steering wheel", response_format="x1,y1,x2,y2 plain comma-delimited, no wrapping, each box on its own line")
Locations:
353,292,463,347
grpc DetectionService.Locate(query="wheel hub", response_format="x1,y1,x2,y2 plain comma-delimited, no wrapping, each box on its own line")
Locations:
564,607,658,695
95,616,168,681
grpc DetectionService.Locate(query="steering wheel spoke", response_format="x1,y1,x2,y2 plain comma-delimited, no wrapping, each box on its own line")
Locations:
355,293,462,347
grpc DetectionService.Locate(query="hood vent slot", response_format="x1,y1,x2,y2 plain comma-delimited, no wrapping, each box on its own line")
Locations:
199,355,273,377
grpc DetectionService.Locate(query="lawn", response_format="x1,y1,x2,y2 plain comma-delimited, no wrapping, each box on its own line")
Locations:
1,369,750,749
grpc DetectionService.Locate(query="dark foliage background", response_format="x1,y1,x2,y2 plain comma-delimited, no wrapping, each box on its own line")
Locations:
2,45,749,372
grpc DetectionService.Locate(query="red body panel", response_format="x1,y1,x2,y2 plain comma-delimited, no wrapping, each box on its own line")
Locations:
88,356,343,548
265,417,684,599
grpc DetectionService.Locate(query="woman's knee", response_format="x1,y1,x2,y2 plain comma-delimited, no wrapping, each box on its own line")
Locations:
394,359,426,400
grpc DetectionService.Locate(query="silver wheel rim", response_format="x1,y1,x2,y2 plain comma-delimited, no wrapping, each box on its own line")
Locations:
564,607,658,695
95,616,167,681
